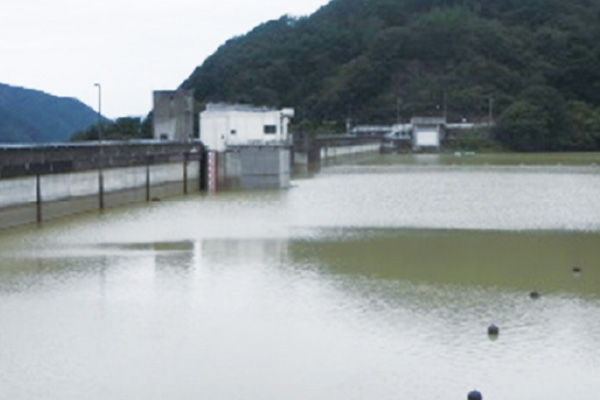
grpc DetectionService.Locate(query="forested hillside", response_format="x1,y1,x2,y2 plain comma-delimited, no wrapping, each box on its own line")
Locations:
182,0,600,150
0,83,99,144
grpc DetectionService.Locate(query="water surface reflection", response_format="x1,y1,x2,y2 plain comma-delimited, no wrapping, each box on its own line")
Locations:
1,157,599,399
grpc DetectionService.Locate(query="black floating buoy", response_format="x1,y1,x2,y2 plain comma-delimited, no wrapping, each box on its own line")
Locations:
468,390,483,400
530,291,540,299
488,323,499,336
572,266,582,274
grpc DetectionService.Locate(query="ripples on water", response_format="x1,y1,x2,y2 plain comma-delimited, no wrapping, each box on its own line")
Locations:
1,155,599,400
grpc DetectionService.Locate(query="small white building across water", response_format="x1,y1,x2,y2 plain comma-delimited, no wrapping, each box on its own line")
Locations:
411,117,445,150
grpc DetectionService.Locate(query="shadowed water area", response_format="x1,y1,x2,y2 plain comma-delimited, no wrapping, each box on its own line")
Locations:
1,153,599,399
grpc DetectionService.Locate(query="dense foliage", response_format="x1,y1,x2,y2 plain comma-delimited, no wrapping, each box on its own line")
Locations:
0,83,99,143
182,0,600,151
69,114,153,142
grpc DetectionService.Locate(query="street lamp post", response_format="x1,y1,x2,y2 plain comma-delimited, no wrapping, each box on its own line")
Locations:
94,83,104,210
94,83,102,141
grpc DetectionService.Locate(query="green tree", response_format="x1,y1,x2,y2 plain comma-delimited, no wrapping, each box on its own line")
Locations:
70,115,153,142
568,101,600,150
494,100,549,151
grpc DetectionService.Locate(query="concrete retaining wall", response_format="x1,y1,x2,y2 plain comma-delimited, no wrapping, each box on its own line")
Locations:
320,142,380,160
293,141,379,172
217,146,290,190
0,141,204,230
0,161,202,230
0,141,203,177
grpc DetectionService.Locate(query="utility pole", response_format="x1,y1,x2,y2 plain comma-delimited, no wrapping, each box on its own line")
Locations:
443,90,448,121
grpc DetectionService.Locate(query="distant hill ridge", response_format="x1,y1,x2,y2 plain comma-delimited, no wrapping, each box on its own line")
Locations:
0,83,99,144
182,0,600,150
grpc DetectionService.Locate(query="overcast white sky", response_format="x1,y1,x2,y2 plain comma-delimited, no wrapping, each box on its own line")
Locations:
0,0,330,118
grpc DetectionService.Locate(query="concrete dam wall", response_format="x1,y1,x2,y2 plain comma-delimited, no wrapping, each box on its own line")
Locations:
214,146,291,191
292,137,381,172
0,141,205,230
1,138,370,230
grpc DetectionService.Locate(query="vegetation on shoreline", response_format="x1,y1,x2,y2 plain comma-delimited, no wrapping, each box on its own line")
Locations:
69,114,153,142
182,0,600,151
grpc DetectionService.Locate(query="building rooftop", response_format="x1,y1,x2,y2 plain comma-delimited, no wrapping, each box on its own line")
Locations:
205,103,278,113
411,117,446,125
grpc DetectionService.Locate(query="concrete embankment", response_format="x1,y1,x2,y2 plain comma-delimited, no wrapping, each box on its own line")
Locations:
320,142,380,162
0,141,205,230
292,133,381,172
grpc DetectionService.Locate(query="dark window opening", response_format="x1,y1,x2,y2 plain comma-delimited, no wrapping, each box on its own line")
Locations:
264,125,277,134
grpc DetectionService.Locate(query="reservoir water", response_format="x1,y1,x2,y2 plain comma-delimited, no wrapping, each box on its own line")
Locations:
1,152,599,399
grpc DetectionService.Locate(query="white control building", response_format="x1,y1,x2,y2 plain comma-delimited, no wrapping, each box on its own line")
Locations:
200,103,295,152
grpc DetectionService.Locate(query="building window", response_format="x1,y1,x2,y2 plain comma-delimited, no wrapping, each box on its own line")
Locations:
264,125,277,134
230,129,236,135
